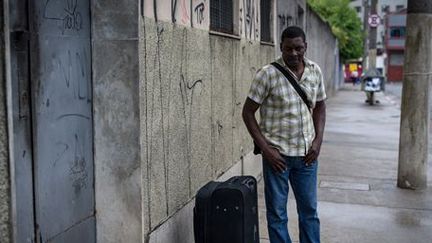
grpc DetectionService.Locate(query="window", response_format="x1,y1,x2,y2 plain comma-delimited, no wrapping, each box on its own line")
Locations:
396,5,404,11
355,6,361,13
390,27,406,38
261,0,273,42
210,0,234,34
390,53,404,66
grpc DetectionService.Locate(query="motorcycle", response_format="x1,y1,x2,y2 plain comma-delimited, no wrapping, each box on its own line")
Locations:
361,69,385,105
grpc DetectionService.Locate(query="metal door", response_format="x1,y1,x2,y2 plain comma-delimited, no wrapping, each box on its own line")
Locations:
29,0,94,242
9,0,36,241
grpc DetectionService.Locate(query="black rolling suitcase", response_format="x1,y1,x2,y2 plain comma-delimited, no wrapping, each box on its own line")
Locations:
193,176,259,243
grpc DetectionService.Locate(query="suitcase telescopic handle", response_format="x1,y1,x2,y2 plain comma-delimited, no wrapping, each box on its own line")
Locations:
243,178,256,190
228,176,256,190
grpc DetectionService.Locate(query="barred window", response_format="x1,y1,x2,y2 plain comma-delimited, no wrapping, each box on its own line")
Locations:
261,0,272,42
355,6,361,13
210,0,234,34
396,5,404,12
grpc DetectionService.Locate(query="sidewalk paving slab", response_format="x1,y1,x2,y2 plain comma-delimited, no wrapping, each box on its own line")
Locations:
258,85,432,243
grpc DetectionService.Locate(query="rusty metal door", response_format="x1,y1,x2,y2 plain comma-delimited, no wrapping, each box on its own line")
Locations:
29,0,95,242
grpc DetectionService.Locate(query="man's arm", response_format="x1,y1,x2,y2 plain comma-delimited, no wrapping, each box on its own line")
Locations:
242,98,286,172
305,100,326,165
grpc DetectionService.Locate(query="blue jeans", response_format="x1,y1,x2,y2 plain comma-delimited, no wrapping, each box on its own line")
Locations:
263,156,320,243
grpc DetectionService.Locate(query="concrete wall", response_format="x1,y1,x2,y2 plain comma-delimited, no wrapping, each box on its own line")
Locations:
0,0,11,241
138,1,340,242
139,20,274,238
92,0,141,242
276,0,307,55
306,5,340,96
140,0,274,240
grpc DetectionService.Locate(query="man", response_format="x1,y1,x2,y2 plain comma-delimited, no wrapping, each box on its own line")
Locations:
242,26,326,243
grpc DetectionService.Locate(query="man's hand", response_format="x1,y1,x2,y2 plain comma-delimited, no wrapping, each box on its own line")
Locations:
304,139,321,166
263,147,286,173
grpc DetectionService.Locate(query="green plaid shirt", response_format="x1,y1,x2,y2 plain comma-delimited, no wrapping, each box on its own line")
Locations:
248,57,326,156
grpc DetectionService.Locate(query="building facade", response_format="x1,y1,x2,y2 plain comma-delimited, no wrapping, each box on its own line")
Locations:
350,0,407,50
349,0,407,77
1,1,340,242
385,9,407,81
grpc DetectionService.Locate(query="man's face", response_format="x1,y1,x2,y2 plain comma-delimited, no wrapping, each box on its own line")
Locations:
280,37,307,68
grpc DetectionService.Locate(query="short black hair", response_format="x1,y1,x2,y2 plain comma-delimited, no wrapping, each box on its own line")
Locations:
281,26,306,43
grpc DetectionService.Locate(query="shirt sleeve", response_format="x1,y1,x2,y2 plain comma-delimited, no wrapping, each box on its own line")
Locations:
315,66,327,102
247,68,270,104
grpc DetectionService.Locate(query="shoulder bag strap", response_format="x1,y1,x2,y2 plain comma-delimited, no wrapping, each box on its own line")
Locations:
271,62,311,110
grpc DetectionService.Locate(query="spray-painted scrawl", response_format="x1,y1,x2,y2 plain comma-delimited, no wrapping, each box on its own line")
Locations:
143,0,209,29
278,14,293,32
43,0,83,33
240,0,260,40
194,2,205,24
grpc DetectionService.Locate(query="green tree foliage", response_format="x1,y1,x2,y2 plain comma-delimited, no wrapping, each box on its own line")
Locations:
308,0,364,60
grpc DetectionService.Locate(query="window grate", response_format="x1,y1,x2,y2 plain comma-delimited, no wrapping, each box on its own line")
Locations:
210,0,234,34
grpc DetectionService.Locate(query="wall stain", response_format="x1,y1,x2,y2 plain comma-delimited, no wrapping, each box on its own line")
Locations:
154,23,169,216
217,120,223,136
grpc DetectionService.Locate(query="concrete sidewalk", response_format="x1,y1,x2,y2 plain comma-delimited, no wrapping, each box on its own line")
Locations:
258,84,432,243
